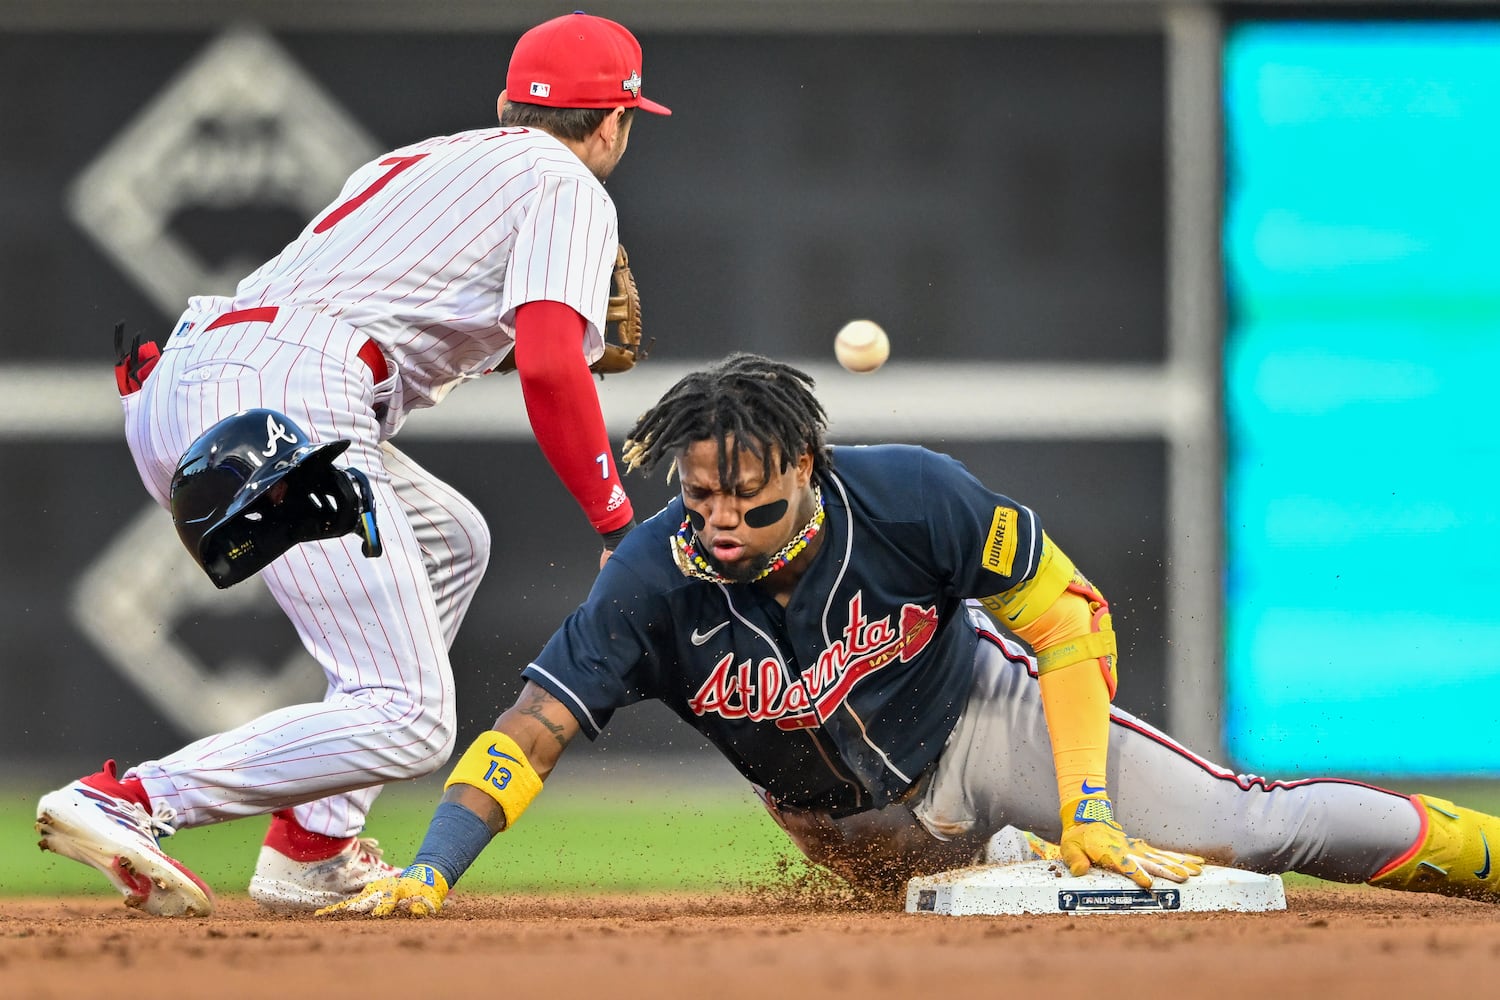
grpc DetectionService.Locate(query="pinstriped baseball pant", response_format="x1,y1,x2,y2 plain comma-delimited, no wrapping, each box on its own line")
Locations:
118,300,484,838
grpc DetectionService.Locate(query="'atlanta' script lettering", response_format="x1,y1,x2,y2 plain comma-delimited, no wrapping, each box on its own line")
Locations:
687,594,939,730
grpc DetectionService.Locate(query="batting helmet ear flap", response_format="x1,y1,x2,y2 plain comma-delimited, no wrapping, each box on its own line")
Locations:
347,467,383,558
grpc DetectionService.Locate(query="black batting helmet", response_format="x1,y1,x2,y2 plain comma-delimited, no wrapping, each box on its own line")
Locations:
169,408,383,589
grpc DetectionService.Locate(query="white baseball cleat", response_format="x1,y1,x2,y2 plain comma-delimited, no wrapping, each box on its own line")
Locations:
36,776,214,917
249,835,401,914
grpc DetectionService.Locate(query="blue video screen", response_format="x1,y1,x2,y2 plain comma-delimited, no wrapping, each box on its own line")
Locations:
1224,20,1500,776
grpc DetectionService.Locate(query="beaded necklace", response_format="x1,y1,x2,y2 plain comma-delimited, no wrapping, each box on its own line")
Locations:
671,485,825,584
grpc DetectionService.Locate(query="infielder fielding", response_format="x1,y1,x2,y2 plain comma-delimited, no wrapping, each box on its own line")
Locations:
35,12,668,917
319,353,1500,916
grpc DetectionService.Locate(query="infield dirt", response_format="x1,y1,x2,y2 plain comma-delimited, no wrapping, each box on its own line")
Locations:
3,888,1497,999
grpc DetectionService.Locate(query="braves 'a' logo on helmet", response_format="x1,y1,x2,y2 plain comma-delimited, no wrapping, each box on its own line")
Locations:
262,413,299,456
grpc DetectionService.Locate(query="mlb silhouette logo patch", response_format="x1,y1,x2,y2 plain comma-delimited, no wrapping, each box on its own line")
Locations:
530,82,551,98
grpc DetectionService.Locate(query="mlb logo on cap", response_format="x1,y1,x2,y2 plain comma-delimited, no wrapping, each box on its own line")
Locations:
506,12,671,115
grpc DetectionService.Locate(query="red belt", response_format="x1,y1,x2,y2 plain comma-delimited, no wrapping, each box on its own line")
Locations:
203,307,389,383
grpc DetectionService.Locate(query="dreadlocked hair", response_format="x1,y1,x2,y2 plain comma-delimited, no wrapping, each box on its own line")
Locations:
622,353,831,485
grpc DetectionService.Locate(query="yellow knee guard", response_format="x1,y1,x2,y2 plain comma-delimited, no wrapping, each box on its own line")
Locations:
1369,794,1500,902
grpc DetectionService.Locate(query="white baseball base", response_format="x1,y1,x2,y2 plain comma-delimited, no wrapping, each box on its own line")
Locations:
906,860,1287,916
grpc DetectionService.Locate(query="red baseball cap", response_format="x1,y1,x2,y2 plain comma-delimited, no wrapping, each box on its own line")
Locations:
507,12,671,116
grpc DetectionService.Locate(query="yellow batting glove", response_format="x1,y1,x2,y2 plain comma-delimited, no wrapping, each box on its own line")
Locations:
1059,798,1206,888
1125,837,1205,883
315,863,450,918
1060,796,1151,888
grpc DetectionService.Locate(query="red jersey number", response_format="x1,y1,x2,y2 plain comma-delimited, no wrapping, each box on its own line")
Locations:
313,153,429,234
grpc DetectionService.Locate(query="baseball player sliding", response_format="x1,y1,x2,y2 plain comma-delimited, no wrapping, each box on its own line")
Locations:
35,12,668,917
318,354,1500,916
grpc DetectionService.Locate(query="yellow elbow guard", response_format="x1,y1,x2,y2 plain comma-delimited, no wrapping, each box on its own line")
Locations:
1010,572,1118,699
1035,624,1117,677
979,533,1076,630
981,535,1118,696
1031,577,1118,697
444,731,544,828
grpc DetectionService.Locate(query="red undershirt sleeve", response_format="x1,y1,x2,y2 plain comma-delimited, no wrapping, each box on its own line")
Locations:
512,299,635,536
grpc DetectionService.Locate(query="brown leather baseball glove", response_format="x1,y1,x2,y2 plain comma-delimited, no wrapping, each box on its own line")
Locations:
489,244,649,377
592,244,648,375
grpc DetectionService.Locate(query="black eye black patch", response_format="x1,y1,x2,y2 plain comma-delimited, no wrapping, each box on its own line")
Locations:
744,498,789,529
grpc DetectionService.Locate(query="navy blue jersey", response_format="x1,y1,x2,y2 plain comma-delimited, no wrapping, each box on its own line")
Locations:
523,444,1042,815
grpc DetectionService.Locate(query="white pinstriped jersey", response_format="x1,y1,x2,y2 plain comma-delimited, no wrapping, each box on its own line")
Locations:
223,126,617,413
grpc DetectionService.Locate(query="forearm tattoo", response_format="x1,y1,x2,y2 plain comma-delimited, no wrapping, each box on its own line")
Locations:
518,689,568,747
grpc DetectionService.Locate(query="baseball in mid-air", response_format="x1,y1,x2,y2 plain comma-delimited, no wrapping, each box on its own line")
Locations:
834,319,890,373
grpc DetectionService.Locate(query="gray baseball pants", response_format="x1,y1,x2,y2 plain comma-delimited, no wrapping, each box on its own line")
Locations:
766,612,1420,892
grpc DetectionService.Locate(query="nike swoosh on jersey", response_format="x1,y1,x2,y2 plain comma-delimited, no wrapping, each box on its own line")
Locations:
690,621,731,646
1476,831,1492,879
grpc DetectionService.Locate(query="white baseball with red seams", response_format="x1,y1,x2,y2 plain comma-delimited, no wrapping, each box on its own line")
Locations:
117,124,618,840
834,319,889,373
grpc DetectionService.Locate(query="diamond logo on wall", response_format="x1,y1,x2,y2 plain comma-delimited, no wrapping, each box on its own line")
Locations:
68,24,380,315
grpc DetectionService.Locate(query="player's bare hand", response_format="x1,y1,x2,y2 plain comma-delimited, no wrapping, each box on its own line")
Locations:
1059,797,1200,889
315,864,449,918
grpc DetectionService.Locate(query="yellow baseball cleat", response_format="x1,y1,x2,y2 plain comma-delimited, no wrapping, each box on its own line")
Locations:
1369,795,1500,902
